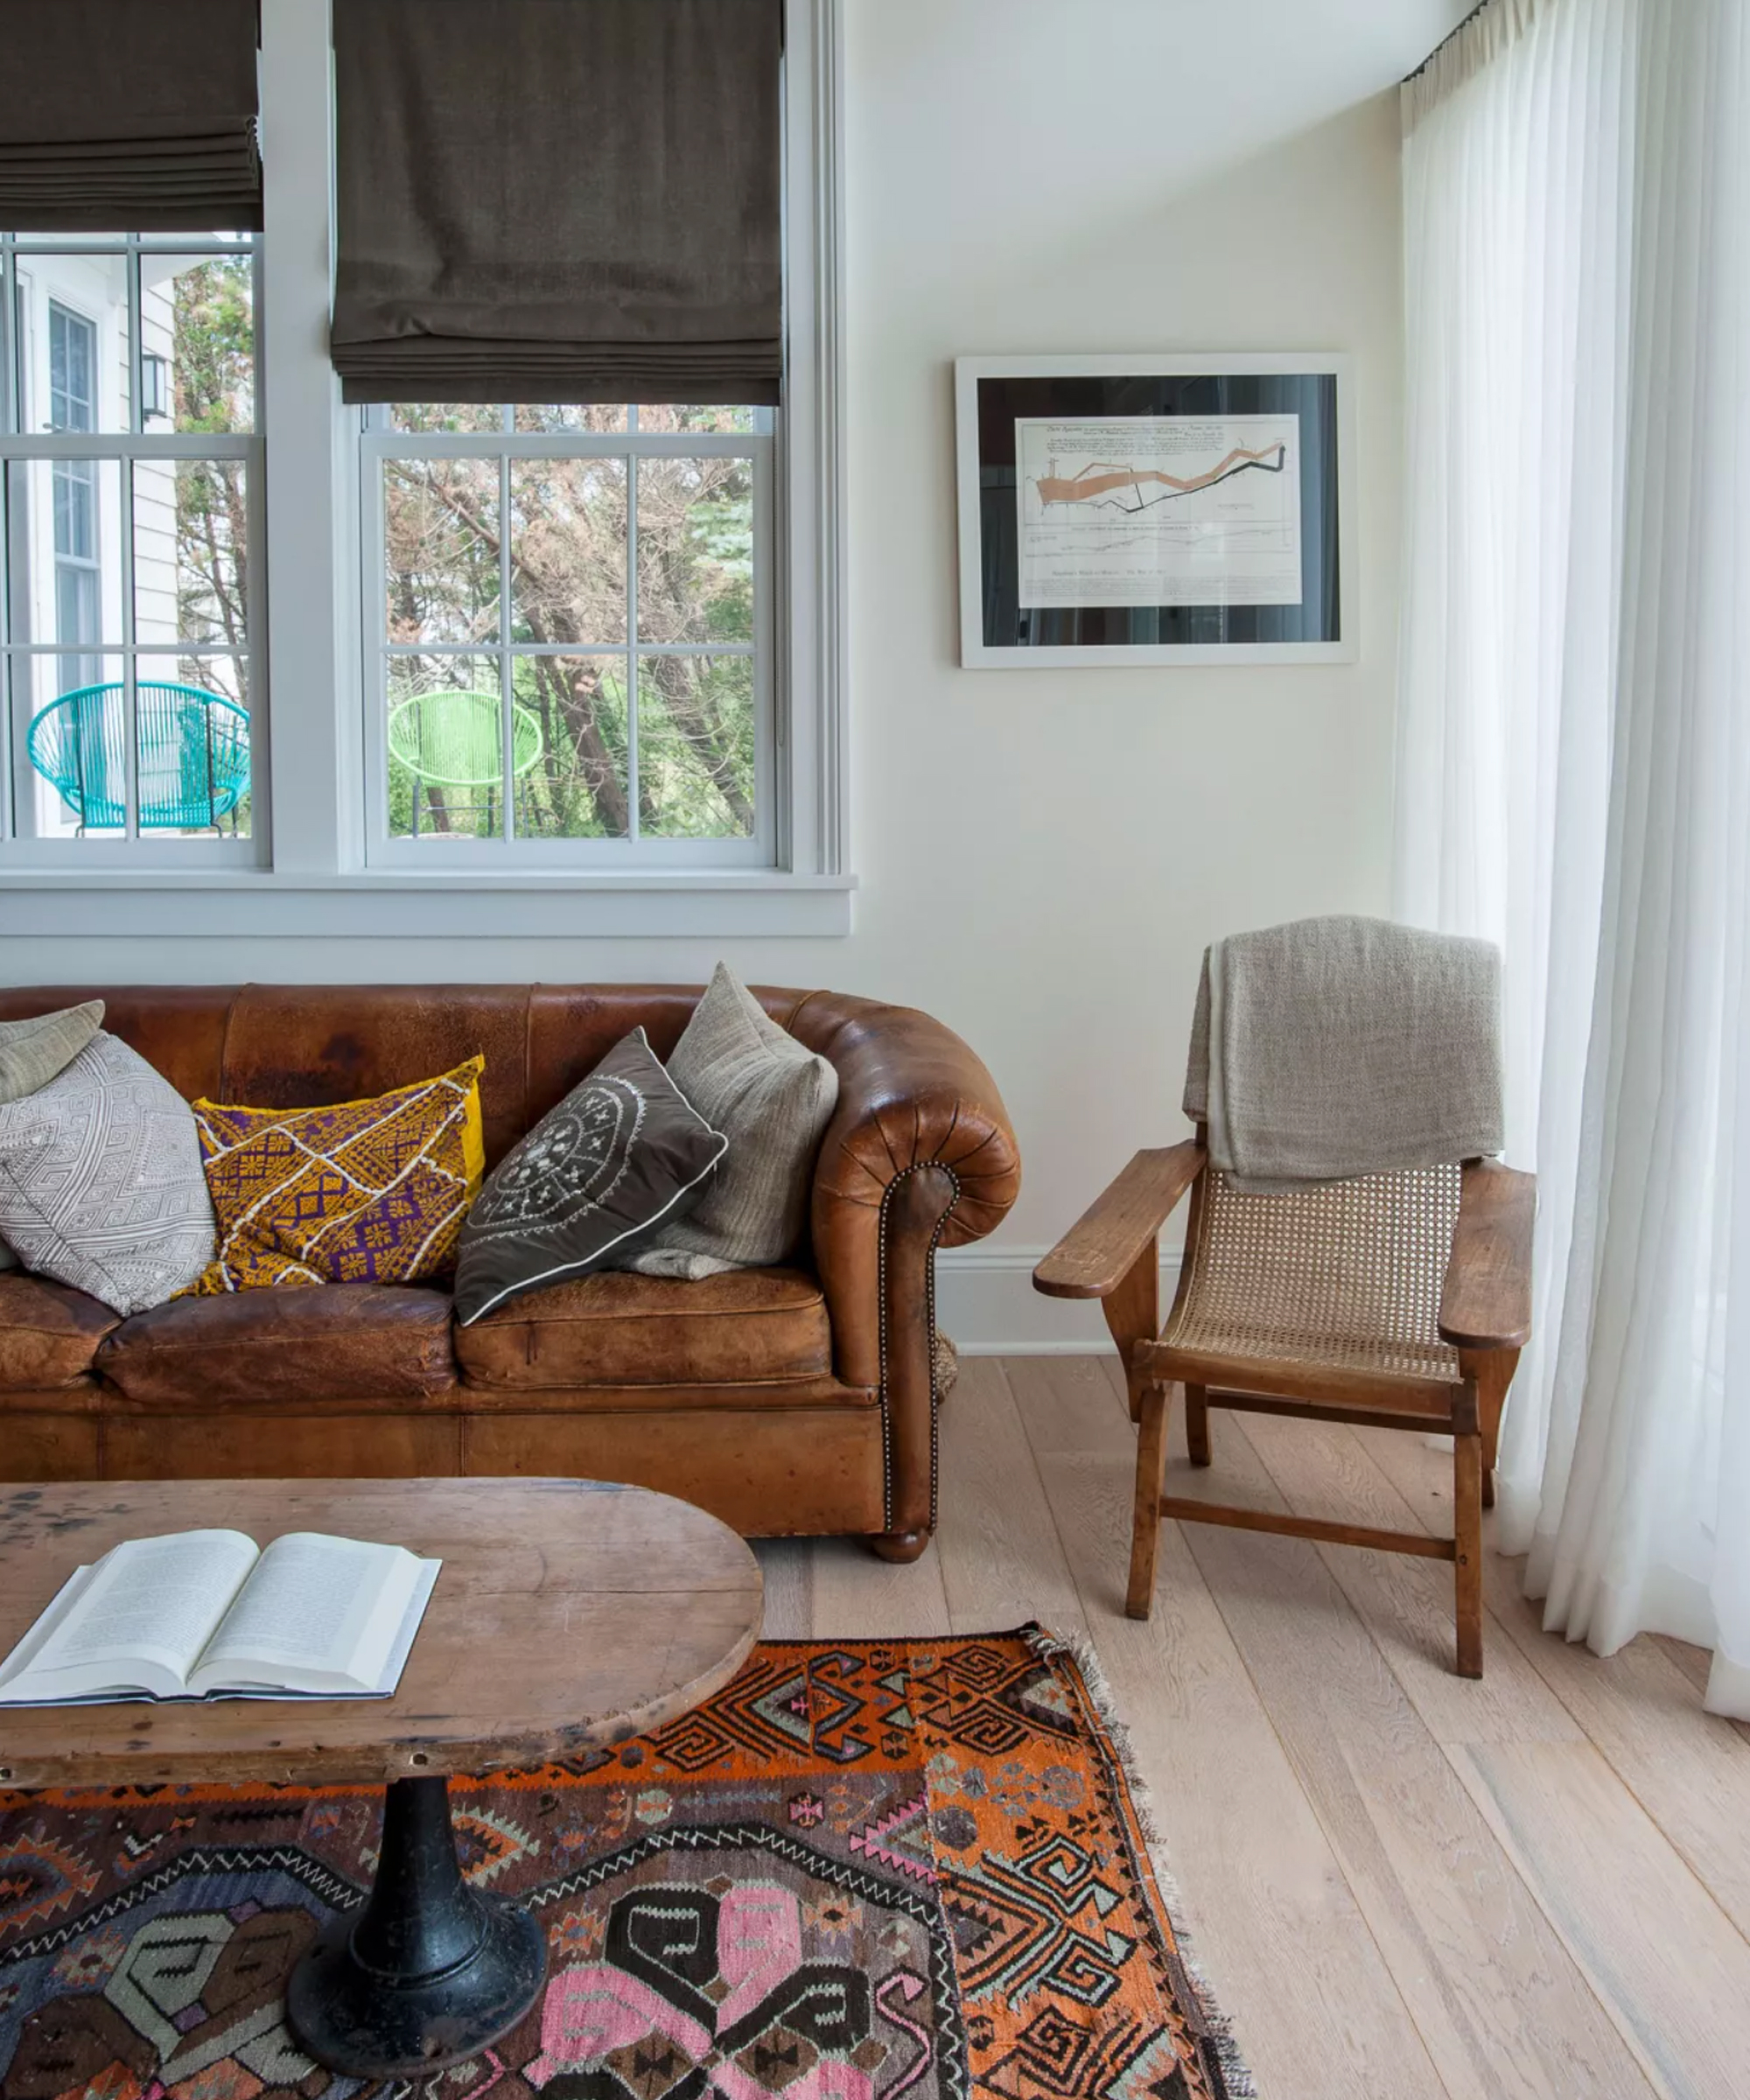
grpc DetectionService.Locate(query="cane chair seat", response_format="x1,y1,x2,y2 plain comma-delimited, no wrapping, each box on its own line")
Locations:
1158,1162,1465,1395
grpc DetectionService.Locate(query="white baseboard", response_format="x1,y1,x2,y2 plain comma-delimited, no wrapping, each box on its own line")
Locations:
934,1244,1180,1355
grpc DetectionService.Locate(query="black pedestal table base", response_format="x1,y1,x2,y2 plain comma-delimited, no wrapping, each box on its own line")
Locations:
287,1773,547,2078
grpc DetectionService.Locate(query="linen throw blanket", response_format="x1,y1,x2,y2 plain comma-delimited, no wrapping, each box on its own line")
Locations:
1183,915,1504,1188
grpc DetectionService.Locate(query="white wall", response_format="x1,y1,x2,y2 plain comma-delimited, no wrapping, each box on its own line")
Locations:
0,1,1438,1347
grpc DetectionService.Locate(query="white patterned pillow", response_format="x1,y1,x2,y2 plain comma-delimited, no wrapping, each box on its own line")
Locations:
0,1032,216,1314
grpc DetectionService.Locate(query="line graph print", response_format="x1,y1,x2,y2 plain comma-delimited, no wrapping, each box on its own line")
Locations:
1014,412,1304,609
1032,440,1287,515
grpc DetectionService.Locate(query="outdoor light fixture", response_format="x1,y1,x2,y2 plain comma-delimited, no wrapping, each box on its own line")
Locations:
141,352,169,422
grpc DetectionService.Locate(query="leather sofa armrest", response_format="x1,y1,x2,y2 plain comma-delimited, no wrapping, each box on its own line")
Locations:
793,996,1020,1555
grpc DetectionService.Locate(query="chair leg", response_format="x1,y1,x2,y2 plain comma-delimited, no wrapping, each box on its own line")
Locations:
1126,1383,1171,1620
1185,1382,1212,1466
1453,1426,1484,1678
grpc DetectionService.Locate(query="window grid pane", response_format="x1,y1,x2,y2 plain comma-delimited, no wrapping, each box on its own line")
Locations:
376,408,765,854
0,233,262,848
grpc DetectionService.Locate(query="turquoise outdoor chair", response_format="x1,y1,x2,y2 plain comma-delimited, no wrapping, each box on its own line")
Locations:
25,682,250,834
388,687,544,836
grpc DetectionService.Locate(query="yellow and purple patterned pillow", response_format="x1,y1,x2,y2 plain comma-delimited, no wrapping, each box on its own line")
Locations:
189,1058,486,1293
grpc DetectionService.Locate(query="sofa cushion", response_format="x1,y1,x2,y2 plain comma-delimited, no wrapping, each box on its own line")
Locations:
191,1057,486,1292
0,1273,122,1390
0,1033,217,1315
454,1265,832,1390
454,1028,726,1325
97,1284,458,1406
0,999,105,1105
627,963,838,1281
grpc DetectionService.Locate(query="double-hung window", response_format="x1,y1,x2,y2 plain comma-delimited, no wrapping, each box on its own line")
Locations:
363,402,775,864
0,0,845,935
0,232,263,858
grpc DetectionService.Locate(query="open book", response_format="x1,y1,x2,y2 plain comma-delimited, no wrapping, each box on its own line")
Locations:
0,1529,440,1704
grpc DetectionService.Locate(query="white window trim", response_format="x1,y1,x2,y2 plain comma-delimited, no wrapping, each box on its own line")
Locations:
360,416,778,870
0,237,266,869
0,0,851,937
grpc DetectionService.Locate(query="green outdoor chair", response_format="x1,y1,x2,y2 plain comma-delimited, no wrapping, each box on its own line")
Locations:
387,687,544,837
25,681,250,834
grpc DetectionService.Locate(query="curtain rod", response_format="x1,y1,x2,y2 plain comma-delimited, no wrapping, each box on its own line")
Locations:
1402,0,1494,83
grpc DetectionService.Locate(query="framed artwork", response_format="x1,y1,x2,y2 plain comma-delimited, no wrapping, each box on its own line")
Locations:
955,352,1356,668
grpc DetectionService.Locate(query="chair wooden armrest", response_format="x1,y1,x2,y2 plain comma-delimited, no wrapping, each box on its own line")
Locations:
1438,1159,1536,1350
1032,1142,1206,1301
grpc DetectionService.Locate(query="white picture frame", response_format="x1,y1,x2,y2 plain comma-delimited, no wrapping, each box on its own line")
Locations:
955,351,1358,669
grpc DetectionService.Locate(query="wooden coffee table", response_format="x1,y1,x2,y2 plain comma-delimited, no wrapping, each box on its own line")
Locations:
0,1477,763,2081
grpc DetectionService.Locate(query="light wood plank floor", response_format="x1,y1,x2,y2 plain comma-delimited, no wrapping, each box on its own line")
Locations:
753,1356,1750,2100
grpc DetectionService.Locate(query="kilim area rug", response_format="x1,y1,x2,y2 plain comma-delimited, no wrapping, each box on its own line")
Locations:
0,1628,1252,2100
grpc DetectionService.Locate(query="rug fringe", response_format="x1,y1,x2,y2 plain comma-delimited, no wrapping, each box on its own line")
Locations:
1020,1624,1260,2099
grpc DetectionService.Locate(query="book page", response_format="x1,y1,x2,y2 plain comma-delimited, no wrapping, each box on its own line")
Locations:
208,1558,441,1702
2,1530,257,1697
192,1533,422,1693
0,1565,98,1693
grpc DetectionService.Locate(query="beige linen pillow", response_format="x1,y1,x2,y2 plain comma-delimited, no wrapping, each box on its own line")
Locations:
0,1032,216,1314
626,964,838,1279
0,999,105,1105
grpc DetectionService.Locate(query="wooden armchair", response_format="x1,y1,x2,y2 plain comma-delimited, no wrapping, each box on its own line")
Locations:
1033,1136,1533,1676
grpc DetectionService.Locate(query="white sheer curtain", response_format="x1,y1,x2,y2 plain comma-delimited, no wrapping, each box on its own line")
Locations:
1395,0,1750,1715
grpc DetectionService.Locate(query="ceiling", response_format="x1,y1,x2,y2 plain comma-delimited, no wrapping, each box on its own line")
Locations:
892,0,1479,207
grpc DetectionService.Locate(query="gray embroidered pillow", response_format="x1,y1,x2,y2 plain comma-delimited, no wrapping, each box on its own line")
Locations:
626,963,839,1280
0,999,105,1105
0,1032,216,1314
454,1026,727,1324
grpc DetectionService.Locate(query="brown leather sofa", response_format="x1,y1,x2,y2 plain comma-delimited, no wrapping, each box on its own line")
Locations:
0,984,1019,1560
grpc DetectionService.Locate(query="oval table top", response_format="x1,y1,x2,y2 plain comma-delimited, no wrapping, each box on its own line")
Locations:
0,1478,764,1791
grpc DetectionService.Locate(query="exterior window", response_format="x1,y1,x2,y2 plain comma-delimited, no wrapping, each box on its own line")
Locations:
49,302,95,430
49,306,102,696
0,234,262,850
363,402,774,864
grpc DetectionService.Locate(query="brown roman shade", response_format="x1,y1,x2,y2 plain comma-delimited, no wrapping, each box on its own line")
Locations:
331,0,785,405
0,0,262,232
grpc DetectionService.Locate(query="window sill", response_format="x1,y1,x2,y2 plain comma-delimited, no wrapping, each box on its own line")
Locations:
0,869,858,939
